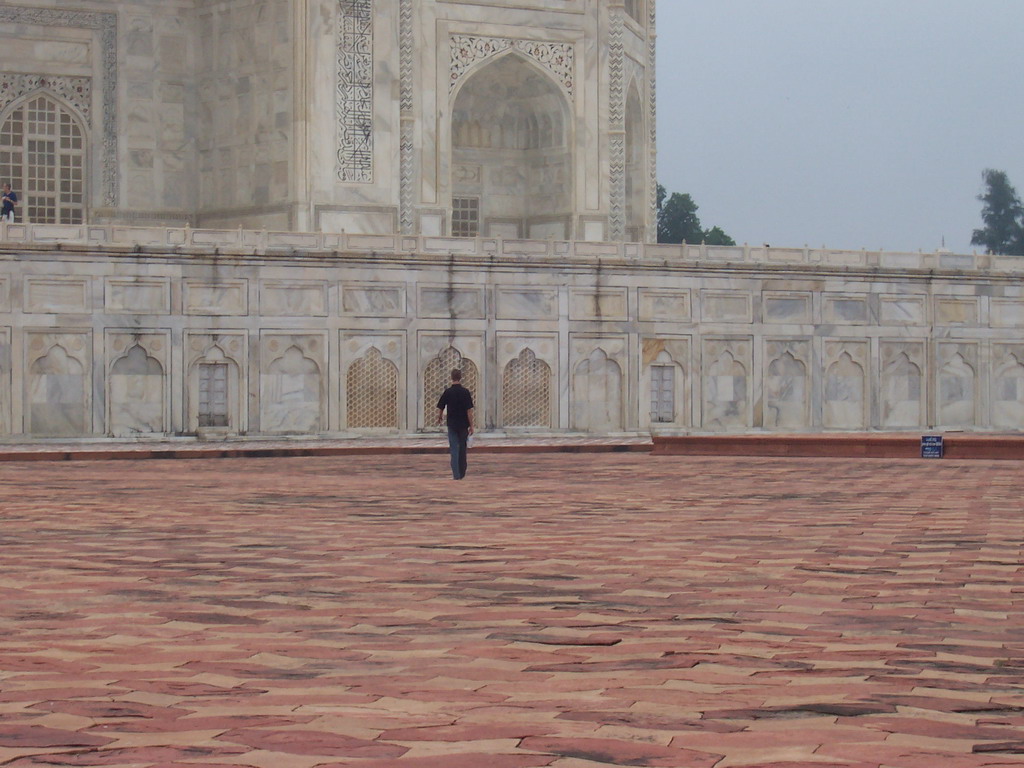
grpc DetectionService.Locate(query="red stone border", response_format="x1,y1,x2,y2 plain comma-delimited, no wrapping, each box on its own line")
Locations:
653,433,1024,460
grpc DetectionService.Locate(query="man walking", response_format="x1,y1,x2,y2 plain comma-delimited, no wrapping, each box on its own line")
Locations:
436,369,474,480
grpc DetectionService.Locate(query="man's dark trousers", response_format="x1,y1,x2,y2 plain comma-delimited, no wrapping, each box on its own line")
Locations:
447,426,469,479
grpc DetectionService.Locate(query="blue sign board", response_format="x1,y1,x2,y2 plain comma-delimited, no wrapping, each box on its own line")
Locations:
921,435,944,459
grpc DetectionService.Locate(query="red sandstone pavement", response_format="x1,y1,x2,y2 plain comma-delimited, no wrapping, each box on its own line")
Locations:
1,452,1022,768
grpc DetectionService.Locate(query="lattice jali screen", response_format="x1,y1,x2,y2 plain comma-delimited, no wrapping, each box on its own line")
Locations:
502,349,552,427
0,94,85,224
424,347,478,428
347,348,399,429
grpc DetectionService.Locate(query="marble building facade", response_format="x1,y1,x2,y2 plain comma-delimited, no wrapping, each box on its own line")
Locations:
1,225,1023,439
0,0,657,242
3,2,1023,441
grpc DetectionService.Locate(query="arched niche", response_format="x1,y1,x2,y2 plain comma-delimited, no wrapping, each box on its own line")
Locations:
109,344,166,436
423,347,479,430
572,349,622,432
451,53,572,240
502,348,552,428
347,347,400,430
624,83,645,242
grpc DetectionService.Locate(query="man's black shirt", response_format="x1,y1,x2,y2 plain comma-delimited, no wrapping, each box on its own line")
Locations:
437,384,474,430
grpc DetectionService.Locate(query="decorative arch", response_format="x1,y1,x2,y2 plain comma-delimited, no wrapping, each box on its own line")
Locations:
29,343,87,436
765,350,808,429
704,350,749,430
189,343,241,431
824,351,867,430
646,349,684,426
0,90,88,224
938,352,976,427
109,344,165,436
881,351,923,428
993,351,1024,429
450,51,573,239
263,346,323,434
424,347,479,429
502,348,552,428
347,347,399,430
572,349,622,432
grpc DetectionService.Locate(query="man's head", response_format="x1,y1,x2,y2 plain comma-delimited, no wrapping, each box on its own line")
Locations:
2,184,9,193
450,369,462,383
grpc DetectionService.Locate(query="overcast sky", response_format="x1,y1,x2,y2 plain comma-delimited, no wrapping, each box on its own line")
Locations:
655,0,1024,254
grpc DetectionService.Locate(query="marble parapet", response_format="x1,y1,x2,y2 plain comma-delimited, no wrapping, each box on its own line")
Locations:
0,223,1018,275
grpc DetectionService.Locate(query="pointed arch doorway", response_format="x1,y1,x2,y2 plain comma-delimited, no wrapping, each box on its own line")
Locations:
450,53,573,240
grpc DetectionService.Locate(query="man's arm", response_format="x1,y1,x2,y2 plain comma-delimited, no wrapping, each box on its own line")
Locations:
436,407,444,426
467,407,474,435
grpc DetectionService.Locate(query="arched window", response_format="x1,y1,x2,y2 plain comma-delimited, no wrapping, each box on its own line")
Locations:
0,94,86,224
347,348,400,429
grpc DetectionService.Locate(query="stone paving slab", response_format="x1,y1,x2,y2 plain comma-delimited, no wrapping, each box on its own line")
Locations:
1,452,1023,767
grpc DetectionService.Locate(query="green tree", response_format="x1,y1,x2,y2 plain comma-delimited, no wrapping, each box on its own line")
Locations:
656,184,735,245
702,226,736,247
971,169,1024,256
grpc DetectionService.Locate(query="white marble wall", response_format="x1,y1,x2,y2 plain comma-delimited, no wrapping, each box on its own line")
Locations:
1,227,1023,439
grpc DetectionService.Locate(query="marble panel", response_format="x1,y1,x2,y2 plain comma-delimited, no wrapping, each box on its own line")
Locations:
823,340,869,430
935,342,978,428
638,290,691,323
419,285,485,319
701,291,752,323
570,337,627,432
320,211,395,235
763,339,811,429
701,337,752,431
816,250,868,267
935,296,979,326
880,341,926,428
260,334,326,434
345,235,398,251
823,294,869,325
105,278,171,314
880,295,927,325
342,284,407,317
496,287,558,320
766,248,806,264
259,280,328,317
990,299,1024,328
24,277,90,314
342,334,405,368
107,332,169,437
570,289,628,321
423,237,477,254
993,344,1024,429
0,277,8,312
183,280,248,316
25,331,91,436
497,334,558,369
763,292,811,324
